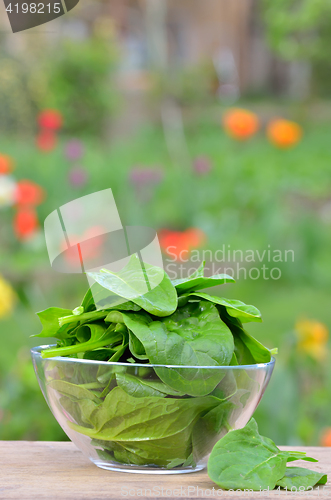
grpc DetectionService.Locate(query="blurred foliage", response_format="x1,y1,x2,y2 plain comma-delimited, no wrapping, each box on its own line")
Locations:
262,0,331,61
0,51,40,134
42,36,119,136
262,0,331,96
0,27,118,136
151,61,217,107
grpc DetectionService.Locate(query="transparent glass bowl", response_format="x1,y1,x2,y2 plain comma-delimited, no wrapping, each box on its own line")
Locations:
31,345,275,474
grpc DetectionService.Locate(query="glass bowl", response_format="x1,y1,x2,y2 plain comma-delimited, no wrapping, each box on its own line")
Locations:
31,345,275,474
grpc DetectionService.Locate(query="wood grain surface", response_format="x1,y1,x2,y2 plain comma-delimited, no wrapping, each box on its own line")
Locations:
0,441,330,500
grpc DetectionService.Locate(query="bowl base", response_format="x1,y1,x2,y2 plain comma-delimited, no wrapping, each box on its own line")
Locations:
92,460,206,474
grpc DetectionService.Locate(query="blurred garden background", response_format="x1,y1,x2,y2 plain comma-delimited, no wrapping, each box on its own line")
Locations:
1,0,331,447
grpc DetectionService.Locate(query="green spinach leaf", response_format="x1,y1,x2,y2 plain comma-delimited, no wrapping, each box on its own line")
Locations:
172,262,235,295
41,322,126,359
47,379,102,404
81,284,142,313
208,419,323,491
115,373,186,398
119,301,234,396
70,386,219,440
219,310,272,364
276,467,328,490
34,308,77,339
87,254,177,316
188,292,262,323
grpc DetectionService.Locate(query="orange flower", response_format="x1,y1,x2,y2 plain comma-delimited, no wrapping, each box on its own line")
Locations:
0,154,14,175
159,228,206,260
15,180,45,206
295,319,329,361
38,109,63,130
222,108,259,140
320,428,331,447
14,208,39,240
267,119,302,148
36,130,57,152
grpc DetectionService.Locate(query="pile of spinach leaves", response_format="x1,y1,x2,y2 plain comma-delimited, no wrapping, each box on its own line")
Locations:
35,257,277,469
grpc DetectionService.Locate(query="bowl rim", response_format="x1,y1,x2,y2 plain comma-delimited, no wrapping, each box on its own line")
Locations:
31,345,276,370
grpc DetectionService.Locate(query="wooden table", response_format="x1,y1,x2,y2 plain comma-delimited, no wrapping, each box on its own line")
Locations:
0,441,329,499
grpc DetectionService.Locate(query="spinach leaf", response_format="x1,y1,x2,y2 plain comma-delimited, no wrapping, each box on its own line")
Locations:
47,379,102,404
59,310,108,328
87,253,177,317
188,292,262,323
83,341,128,362
58,302,141,331
172,261,235,295
208,419,323,491
132,272,178,316
69,386,219,440
92,425,195,467
34,308,77,339
120,301,234,396
41,322,127,359
81,284,142,313
115,373,167,398
58,396,92,427
276,467,328,490
192,399,234,462
115,373,186,398
128,331,148,360
178,260,205,280
219,310,272,364
117,427,195,467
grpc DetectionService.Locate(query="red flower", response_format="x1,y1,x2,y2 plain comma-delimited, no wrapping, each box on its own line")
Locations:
159,228,206,260
15,180,45,206
38,109,63,130
14,208,39,240
36,130,57,152
0,154,14,175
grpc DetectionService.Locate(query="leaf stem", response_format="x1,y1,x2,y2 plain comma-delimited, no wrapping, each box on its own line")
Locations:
59,311,108,327
41,338,115,358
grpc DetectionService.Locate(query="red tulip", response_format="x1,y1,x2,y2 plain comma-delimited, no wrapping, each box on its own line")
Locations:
14,208,39,240
15,180,45,206
38,109,63,130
